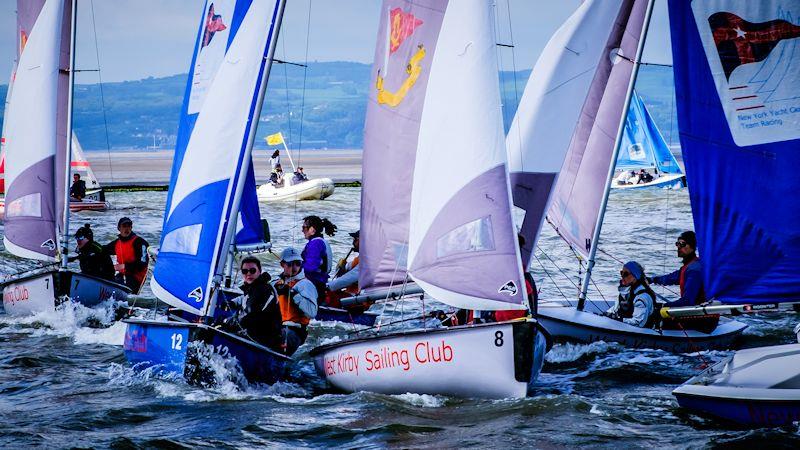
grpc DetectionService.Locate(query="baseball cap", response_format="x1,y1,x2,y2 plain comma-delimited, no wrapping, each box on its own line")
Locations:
280,247,303,263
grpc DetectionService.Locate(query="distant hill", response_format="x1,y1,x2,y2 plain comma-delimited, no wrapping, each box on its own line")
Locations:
0,61,677,150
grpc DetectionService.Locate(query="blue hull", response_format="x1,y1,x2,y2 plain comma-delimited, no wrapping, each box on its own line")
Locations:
675,392,800,427
316,306,379,326
123,319,290,385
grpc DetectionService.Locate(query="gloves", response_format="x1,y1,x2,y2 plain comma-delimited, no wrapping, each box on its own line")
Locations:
275,282,291,295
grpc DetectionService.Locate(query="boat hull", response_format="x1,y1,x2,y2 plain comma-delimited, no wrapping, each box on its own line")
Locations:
310,319,548,399
256,178,335,202
316,306,379,327
123,319,291,385
612,172,686,190
673,344,800,426
537,300,746,352
2,270,131,316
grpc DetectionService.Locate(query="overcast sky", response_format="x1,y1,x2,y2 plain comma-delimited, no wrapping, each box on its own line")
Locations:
0,0,672,85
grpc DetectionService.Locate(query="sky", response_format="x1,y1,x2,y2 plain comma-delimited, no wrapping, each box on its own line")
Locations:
0,0,672,85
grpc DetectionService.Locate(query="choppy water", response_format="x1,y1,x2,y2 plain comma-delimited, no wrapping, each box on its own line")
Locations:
1,187,799,448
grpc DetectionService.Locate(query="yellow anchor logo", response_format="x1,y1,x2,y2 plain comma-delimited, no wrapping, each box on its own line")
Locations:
376,44,425,107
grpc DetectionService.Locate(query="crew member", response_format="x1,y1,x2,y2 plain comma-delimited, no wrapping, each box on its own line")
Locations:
301,215,336,301
604,261,657,328
326,230,360,307
224,257,282,350
69,173,86,201
105,217,150,294
649,230,705,307
273,247,318,356
72,224,114,281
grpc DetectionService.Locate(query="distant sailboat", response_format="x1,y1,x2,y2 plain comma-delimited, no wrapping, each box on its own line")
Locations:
1,0,130,315
511,0,746,352
664,0,800,426
310,0,549,399
123,0,291,384
611,91,685,190
67,134,109,211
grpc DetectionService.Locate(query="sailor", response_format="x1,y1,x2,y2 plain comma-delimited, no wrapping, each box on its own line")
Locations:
269,149,281,173
301,215,337,301
270,165,285,187
273,247,318,356
292,167,309,185
325,230,360,307
649,230,705,307
105,217,150,294
223,256,282,351
69,173,86,201
71,224,114,281
604,261,657,328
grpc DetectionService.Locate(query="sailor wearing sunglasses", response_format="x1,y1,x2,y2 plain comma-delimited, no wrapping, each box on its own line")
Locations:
649,230,705,307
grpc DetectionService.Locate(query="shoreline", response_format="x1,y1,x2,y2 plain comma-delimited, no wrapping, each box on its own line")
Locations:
85,148,363,186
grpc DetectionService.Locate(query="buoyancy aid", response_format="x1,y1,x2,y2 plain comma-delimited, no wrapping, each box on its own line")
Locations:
278,278,310,326
115,235,147,289
617,283,659,328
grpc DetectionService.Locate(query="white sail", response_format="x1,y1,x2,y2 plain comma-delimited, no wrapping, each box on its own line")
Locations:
407,0,525,311
70,134,102,192
3,0,64,261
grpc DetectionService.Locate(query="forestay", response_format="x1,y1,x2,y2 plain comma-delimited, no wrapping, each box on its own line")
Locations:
3,0,71,261
151,0,280,316
669,0,800,304
507,0,645,265
405,1,525,311
615,91,681,174
544,0,649,257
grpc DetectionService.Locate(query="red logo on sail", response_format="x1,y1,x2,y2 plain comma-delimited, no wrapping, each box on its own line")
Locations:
389,8,423,54
202,3,227,49
709,12,800,80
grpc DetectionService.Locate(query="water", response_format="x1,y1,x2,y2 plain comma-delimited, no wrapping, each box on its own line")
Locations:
2,187,799,448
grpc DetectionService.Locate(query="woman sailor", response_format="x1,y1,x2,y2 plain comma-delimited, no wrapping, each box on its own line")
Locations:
603,261,658,328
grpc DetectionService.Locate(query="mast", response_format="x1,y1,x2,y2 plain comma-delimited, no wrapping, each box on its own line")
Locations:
576,0,655,311
205,0,288,315
60,0,78,268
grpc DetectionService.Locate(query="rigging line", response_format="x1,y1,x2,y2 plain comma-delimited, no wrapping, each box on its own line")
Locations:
295,0,313,164
616,54,673,68
89,0,114,183
504,0,520,114
536,245,581,292
532,251,572,304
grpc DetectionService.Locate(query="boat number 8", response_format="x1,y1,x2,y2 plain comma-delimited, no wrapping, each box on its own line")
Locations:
494,331,504,347
171,333,183,350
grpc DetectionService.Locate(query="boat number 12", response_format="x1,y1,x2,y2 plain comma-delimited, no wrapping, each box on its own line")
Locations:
494,331,504,347
171,333,183,350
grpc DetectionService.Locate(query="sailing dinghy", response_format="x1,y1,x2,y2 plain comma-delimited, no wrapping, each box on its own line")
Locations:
664,0,800,426
67,134,109,211
123,0,292,384
310,0,549,399
508,0,746,352
1,0,130,316
611,91,685,190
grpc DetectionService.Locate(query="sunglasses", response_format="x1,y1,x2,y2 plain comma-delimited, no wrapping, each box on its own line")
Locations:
301,225,310,230
620,270,631,277
75,236,88,241
282,260,302,267
675,241,688,248
240,267,259,275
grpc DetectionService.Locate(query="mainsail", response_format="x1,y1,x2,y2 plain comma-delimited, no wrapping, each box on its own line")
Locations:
669,0,800,304
359,0,525,311
506,0,643,266
70,135,102,192
545,0,649,257
3,0,71,261
151,0,282,316
615,91,682,175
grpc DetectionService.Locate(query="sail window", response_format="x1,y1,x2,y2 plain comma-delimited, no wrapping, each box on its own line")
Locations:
161,224,202,255
436,216,495,258
6,193,42,218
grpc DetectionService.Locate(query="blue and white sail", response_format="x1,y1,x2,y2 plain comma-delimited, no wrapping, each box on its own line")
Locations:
669,0,800,304
616,91,682,175
151,0,283,316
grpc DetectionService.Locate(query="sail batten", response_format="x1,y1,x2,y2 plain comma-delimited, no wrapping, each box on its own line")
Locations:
151,0,281,315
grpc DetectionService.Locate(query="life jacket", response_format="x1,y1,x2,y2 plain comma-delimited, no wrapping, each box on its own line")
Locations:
343,255,359,295
278,278,310,326
115,234,147,289
617,283,659,328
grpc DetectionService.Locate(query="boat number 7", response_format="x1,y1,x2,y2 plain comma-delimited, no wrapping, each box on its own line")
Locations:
494,331,504,347
171,333,183,350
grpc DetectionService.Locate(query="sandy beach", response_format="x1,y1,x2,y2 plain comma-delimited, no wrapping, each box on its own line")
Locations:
85,148,363,186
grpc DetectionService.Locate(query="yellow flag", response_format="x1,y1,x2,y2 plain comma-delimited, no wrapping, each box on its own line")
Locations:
266,132,284,146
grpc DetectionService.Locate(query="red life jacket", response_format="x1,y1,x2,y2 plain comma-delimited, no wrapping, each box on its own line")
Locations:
115,236,147,290
678,257,699,297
